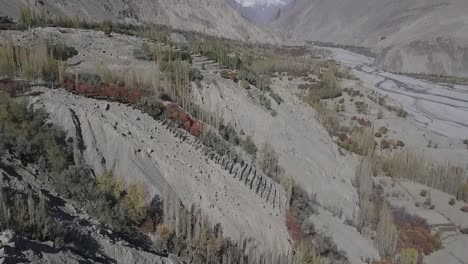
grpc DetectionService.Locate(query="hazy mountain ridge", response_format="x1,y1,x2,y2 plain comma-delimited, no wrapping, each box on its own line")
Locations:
0,0,279,43
2,0,467,75
270,0,468,76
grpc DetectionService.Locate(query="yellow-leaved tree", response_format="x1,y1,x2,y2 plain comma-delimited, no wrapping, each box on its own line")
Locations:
126,182,148,223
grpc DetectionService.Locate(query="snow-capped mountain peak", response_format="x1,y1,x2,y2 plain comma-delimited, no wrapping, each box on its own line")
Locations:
234,0,291,7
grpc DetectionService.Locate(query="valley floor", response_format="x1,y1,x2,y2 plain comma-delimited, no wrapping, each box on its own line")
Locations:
326,47,468,141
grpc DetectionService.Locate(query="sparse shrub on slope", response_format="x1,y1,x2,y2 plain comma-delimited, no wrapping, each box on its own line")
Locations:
50,43,78,61
136,96,164,118
240,79,250,89
156,223,175,242
219,123,240,145
0,187,56,241
296,240,331,264
306,66,342,102
0,94,72,174
396,106,408,118
377,110,384,119
259,92,272,111
243,135,258,158
190,225,223,264
259,143,282,183
126,182,149,223
189,68,203,82
220,70,230,79
100,21,113,37
54,165,95,202
96,170,149,225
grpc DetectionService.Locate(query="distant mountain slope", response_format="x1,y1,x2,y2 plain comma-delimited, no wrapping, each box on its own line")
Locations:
3,0,467,76
0,0,278,43
271,0,468,76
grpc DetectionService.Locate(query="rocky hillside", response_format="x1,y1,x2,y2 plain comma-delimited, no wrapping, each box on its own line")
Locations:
270,0,468,76
2,0,468,76
0,0,277,42
1,3,468,263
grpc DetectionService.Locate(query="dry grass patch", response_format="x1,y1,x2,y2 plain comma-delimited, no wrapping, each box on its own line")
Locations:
350,127,375,156
312,101,341,136
0,40,63,82
379,151,467,201
250,55,313,77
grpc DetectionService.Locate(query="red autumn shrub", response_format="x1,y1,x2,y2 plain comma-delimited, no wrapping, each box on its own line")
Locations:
62,74,145,104
164,103,203,137
0,78,22,96
392,208,441,255
140,219,156,233
357,118,371,127
189,121,203,137
286,210,304,242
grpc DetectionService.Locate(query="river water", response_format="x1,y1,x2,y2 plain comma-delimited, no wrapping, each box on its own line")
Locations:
326,48,468,139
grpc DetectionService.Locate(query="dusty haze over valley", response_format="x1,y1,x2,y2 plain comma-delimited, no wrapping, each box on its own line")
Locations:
0,1,467,264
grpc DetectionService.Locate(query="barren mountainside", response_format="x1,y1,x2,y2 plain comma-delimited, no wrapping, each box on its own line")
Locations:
271,0,468,76
2,0,468,75
0,1,468,264
0,0,278,42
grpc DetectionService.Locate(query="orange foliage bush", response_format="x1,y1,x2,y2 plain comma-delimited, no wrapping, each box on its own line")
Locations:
165,103,203,137
62,75,146,104
62,75,204,137
392,208,441,255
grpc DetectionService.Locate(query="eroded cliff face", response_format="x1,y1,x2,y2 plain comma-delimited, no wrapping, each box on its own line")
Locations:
32,88,292,258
